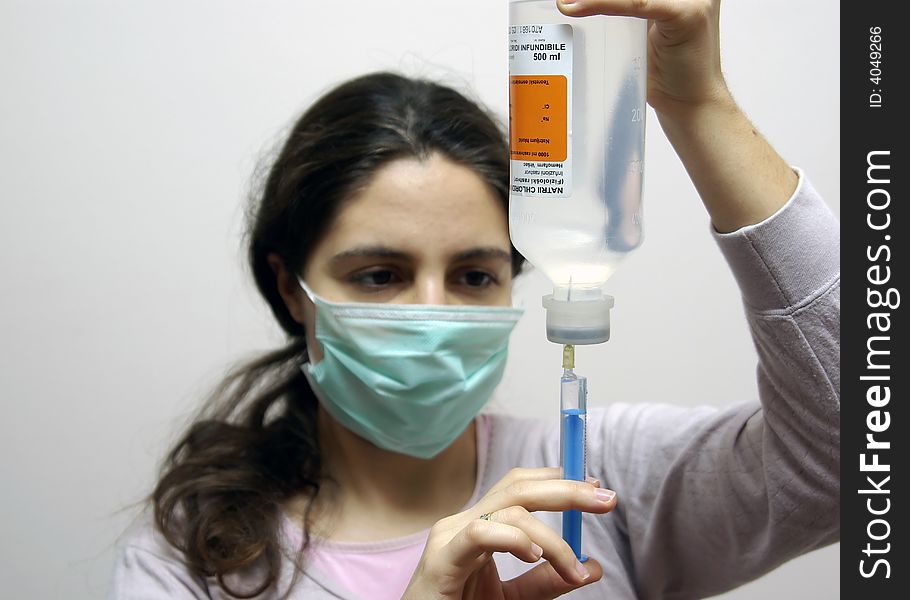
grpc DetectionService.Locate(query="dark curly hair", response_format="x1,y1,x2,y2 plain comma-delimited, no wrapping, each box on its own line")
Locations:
152,71,525,598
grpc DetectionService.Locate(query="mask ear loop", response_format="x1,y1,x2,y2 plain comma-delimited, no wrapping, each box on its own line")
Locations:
296,277,318,302
296,277,321,366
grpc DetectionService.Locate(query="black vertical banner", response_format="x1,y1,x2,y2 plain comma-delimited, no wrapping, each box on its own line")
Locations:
841,3,906,598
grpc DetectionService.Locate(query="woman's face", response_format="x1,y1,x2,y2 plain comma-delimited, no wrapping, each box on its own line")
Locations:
288,153,513,360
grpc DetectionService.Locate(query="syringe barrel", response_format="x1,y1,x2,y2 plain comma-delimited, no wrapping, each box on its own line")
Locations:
560,371,587,560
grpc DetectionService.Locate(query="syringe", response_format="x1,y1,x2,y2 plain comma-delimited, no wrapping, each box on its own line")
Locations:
559,344,588,562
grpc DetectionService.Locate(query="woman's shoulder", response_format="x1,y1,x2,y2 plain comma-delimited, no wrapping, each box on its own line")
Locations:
115,509,184,562
109,510,212,598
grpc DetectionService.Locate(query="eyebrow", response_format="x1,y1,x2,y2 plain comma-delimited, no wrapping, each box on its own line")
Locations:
329,246,412,265
451,247,512,263
328,245,512,264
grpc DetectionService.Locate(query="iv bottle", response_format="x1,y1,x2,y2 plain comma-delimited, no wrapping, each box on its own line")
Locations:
508,0,647,344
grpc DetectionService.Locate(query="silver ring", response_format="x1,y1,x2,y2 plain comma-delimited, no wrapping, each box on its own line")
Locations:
479,512,494,521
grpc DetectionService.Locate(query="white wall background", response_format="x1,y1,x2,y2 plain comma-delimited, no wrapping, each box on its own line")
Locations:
0,1,839,598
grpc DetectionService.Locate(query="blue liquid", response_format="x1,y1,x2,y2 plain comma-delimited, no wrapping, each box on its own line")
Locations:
561,408,587,561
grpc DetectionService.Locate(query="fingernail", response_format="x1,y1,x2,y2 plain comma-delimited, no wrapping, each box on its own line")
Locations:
561,0,578,5
531,543,543,559
595,488,616,503
585,476,601,487
575,560,590,581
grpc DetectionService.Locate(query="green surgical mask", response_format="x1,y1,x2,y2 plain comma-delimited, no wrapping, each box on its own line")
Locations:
298,280,523,459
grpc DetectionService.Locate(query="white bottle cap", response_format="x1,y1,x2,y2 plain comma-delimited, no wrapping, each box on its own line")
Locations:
542,293,614,345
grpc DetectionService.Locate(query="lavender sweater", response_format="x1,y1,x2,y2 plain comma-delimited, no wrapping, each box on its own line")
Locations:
110,171,840,599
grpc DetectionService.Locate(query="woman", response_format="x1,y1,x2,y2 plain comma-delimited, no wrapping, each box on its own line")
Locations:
111,0,839,598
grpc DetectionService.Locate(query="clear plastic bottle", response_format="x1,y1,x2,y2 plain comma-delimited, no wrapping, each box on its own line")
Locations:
508,0,647,344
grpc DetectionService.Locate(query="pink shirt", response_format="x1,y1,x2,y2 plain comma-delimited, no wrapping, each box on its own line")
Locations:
299,531,428,600
280,415,490,600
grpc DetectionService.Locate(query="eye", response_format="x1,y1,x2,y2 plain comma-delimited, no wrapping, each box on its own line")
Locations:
349,268,402,290
457,269,498,289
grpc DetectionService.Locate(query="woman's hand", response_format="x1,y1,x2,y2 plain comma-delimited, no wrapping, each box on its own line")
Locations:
401,467,616,600
557,0,798,232
556,0,727,115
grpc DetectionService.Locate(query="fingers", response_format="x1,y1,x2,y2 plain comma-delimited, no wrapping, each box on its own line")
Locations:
422,468,615,593
503,557,605,599
448,507,596,587
556,0,684,21
486,466,562,495
445,517,544,569
487,466,601,495
475,478,618,517
490,506,596,586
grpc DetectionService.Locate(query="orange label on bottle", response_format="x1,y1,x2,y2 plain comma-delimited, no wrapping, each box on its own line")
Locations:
509,75,568,162
509,23,573,197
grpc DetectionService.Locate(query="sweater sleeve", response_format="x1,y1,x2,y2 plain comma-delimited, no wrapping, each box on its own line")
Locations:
596,170,840,599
